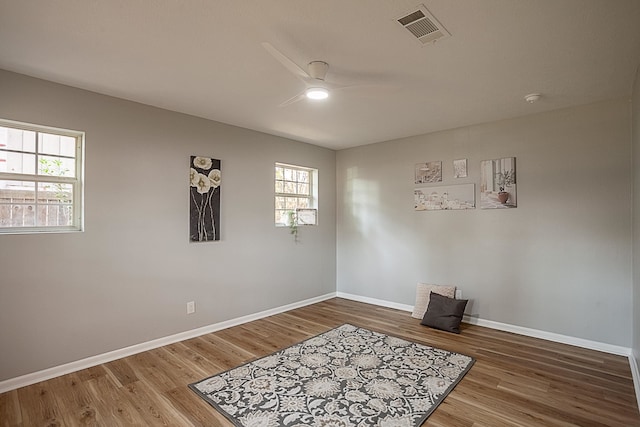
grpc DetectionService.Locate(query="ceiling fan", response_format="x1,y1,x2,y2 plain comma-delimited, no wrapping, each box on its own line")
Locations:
261,42,359,107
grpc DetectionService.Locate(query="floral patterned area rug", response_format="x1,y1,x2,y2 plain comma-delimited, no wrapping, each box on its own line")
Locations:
189,324,474,427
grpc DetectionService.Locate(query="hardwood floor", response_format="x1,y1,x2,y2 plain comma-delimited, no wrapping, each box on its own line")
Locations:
1,298,638,426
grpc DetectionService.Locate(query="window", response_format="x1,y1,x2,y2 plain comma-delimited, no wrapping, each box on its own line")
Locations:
275,163,317,226
0,119,84,233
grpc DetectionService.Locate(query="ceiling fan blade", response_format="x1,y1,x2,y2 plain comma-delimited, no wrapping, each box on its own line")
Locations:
331,82,397,92
319,80,345,91
262,42,311,81
278,91,306,107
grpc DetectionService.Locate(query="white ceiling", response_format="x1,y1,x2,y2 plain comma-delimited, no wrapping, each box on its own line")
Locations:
1,1,640,150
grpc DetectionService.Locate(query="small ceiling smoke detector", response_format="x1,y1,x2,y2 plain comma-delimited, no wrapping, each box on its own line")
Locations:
524,93,541,103
395,4,450,45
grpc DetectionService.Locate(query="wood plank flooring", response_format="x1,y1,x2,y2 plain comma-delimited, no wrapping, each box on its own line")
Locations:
1,297,638,426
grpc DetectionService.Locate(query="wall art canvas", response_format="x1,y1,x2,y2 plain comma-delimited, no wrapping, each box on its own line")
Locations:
415,161,442,184
480,157,516,209
453,158,468,178
296,208,317,225
190,156,221,241
414,184,475,211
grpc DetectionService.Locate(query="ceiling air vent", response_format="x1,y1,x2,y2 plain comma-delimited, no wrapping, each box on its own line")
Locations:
396,4,450,45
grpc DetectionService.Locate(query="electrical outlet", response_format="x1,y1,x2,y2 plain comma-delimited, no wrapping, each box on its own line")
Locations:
455,290,462,299
186,301,196,314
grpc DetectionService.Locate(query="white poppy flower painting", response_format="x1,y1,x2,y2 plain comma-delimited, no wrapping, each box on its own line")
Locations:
190,156,221,241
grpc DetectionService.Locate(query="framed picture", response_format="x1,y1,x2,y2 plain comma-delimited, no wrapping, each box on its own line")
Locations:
415,161,442,184
453,159,467,178
414,184,475,211
480,157,516,209
190,156,221,241
296,208,317,225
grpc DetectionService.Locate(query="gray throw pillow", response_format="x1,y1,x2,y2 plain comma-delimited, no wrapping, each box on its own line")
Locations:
411,283,456,319
421,292,468,334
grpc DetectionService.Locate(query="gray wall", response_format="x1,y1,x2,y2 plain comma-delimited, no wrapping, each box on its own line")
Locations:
0,67,636,382
633,65,640,370
0,70,337,381
337,99,633,347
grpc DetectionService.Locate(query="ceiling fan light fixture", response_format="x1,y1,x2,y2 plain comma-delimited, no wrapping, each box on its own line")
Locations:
306,87,329,100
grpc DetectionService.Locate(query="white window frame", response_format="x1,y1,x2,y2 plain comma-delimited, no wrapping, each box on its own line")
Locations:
275,162,318,227
0,118,84,234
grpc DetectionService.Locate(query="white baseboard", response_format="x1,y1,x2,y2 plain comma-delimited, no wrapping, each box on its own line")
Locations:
462,316,631,356
3,290,637,406
0,292,337,394
630,351,640,412
336,291,632,356
336,292,414,312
